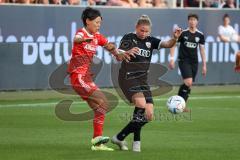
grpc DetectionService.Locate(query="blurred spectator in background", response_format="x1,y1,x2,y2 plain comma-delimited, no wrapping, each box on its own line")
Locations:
138,0,167,8
49,0,62,4
218,14,240,42
167,0,177,7
63,0,80,4
107,0,138,7
88,0,107,5
48,0,80,4
38,0,49,4
0,0,239,7
222,0,236,8
204,0,220,7
138,0,153,7
185,0,201,7
184,0,234,8
154,0,167,7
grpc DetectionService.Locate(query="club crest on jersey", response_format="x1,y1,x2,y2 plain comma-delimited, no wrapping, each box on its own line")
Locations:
145,42,151,48
93,39,98,45
195,37,200,42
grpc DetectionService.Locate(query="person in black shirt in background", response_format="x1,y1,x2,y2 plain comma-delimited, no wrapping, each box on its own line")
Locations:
111,15,183,152
169,13,207,111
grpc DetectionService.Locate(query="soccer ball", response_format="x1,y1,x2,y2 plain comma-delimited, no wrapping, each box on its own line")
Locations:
166,95,186,114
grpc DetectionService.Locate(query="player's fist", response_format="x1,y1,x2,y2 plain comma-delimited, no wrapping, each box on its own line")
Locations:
173,26,182,39
115,53,130,62
168,59,175,70
235,51,240,72
202,65,207,77
84,38,93,43
126,47,139,57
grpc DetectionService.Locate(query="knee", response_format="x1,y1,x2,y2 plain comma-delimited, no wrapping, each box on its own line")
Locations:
146,113,154,121
184,81,193,88
94,98,105,106
134,101,146,109
145,105,154,121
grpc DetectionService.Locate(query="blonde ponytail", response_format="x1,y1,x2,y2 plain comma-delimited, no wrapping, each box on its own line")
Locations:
136,15,152,26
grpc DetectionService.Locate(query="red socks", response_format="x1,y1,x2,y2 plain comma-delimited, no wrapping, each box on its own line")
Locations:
93,108,106,138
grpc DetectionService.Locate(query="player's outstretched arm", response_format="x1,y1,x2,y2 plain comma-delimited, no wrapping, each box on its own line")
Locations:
200,45,207,77
160,27,182,48
104,42,138,62
73,34,93,43
169,45,176,70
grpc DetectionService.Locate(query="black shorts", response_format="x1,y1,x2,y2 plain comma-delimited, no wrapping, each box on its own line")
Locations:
118,69,153,104
178,60,198,82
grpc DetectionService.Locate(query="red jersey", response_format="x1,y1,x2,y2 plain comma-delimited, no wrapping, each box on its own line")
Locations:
68,28,108,74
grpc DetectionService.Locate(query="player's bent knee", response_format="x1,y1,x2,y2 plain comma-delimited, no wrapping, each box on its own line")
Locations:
134,101,146,108
184,81,193,87
147,114,154,121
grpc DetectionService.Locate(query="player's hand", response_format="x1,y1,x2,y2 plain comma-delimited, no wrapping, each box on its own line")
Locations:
173,27,182,39
168,59,175,70
115,53,131,62
119,47,139,62
202,65,207,77
145,105,154,121
84,38,93,43
126,47,139,58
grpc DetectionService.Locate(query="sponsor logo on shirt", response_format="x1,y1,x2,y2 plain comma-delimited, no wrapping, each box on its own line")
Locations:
84,44,96,52
137,49,151,57
184,41,197,48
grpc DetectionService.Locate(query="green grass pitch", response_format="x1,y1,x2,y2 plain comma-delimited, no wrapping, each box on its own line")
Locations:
0,85,240,160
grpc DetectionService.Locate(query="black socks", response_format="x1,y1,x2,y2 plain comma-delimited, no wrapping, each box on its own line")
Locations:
178,84,191,102
117,107,148,141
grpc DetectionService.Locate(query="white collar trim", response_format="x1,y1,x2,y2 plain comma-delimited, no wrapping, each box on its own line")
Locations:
82,28,94,37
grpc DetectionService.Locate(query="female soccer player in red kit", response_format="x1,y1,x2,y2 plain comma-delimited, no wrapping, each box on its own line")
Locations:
68,7,137,151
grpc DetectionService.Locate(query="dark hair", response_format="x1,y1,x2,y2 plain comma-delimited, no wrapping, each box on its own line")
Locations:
188,13,199,21
223,14,230,20
81,7,102,26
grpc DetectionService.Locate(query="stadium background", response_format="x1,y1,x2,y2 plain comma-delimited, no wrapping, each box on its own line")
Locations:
0,3,240,160
0,5,240,90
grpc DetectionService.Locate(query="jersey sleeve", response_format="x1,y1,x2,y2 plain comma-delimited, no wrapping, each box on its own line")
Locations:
98,34,108,46
118,34,133,51
74,31,84,40
199,33,205,45
151,37,161,50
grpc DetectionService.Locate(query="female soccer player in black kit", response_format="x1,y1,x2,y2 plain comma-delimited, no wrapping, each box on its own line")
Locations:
169,13,207,110
111,15,183,152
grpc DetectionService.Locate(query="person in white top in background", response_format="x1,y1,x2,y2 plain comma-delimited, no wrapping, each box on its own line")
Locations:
218,14,240,43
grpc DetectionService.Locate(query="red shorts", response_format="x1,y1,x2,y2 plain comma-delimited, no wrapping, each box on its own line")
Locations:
70,72,99,100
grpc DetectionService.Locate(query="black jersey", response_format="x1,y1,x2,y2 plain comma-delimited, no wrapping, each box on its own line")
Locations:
178,29,205,62
118,33,161,72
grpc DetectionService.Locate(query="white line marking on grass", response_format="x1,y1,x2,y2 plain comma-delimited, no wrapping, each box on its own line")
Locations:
0,95,240,108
